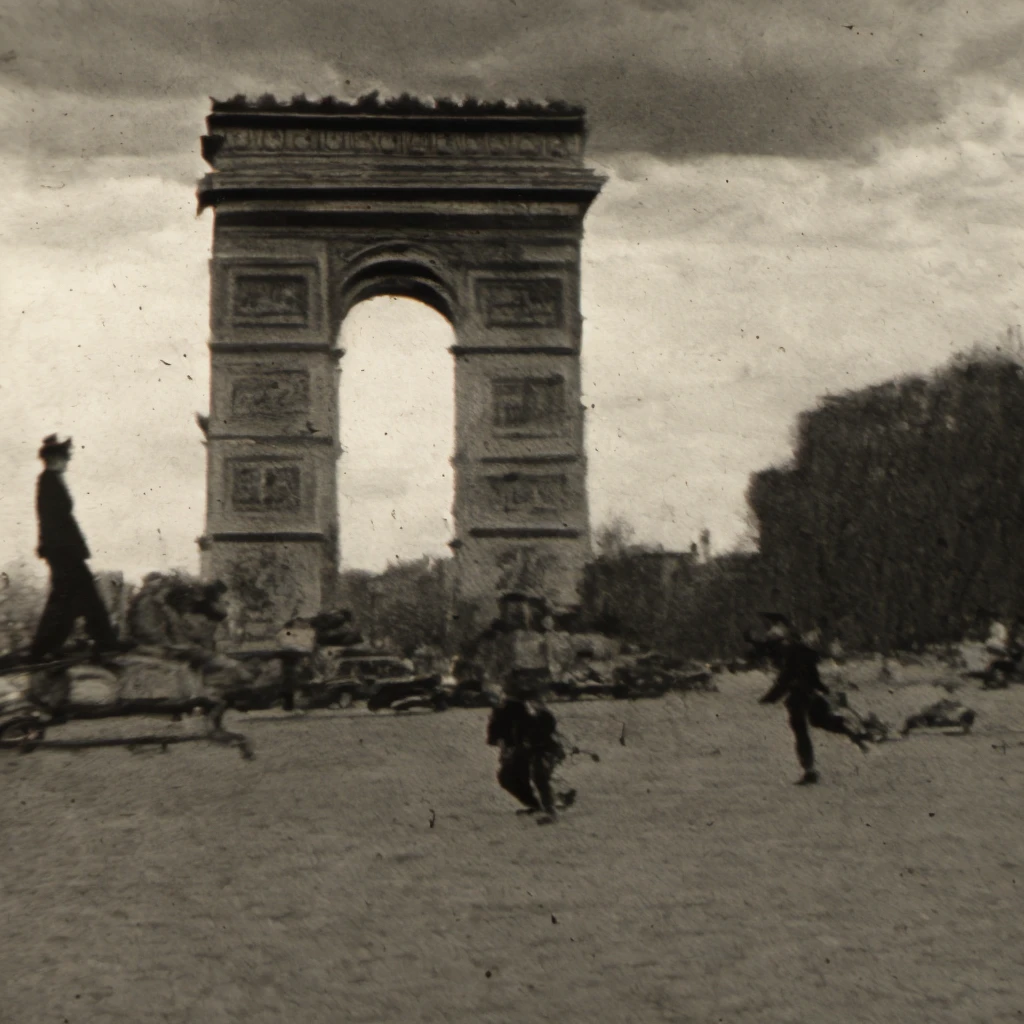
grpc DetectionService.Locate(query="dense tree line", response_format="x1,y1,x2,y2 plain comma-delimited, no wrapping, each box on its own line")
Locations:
581,535,761,662
748,343,1024,652
580,341,1024,660
0,565,46,654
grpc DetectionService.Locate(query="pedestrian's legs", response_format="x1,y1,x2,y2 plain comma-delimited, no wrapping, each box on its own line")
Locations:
30,559,80,658
786,701,816,775
71,562,119,648
281,655,298,711
498,747,541,810
531,750,558,814
807,693,867,748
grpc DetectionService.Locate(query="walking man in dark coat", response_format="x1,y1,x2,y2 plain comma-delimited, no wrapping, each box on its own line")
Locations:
755,614,870,785
28,435,126,660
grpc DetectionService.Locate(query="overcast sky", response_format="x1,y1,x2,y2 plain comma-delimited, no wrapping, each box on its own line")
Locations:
1,0,1021,582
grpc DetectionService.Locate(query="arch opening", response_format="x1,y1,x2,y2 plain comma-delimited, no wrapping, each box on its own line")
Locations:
339,260,455,323
337,295,456,574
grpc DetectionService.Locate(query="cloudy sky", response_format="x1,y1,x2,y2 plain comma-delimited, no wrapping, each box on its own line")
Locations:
1,0,1021,582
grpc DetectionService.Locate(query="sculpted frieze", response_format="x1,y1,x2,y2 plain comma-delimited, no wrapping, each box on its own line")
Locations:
231,274,310,326
229,462,303,512
230,371,311,419
219,128,580,161
477,278,564,328
492,376,565,430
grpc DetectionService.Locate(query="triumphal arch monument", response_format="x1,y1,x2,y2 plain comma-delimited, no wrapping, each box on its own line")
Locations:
196,95,605,641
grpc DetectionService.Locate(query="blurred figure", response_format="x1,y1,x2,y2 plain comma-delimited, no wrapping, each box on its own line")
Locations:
756,613,871,785
986,616,1010,658
481,593,574,820
486,680,570,821
901,698,976,736
968,614,1024,688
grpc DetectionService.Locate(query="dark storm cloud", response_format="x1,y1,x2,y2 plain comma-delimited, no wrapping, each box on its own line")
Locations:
949,20,1024,76
7,91,205,166
443,61,942,160
0,0,1012,162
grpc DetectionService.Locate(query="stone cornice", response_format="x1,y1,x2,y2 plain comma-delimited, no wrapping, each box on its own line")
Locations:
198,96,605,216
202,126,590,168
196,180,604,215
201,96,594,173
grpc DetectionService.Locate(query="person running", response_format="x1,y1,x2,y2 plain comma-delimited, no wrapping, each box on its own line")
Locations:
28,435,131,661
755,613,870,785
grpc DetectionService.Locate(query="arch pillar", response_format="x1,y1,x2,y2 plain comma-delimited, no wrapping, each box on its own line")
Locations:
200,238,341,641
447,256,591,640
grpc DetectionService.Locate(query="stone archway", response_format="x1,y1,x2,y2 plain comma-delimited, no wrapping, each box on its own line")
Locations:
196,96,605,643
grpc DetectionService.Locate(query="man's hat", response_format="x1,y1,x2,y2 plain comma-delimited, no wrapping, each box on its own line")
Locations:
38,434,72,459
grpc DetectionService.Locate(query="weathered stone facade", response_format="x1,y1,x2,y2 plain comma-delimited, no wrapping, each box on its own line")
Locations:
196,96,605,641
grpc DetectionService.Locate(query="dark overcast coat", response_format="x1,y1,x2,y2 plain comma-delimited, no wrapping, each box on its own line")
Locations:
36,469,90,562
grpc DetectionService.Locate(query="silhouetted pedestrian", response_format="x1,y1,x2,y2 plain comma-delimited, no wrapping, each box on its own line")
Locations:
29,436,129,660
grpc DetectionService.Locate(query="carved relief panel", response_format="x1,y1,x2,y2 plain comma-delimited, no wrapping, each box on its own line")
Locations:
230,370,311,420
212,257,325,343
231,274,310,327
208,442,333,535
487,473,568,516
230,462,301,512
476,278,564,329
226,459,305,513
491,375,566,436
209,352,341,438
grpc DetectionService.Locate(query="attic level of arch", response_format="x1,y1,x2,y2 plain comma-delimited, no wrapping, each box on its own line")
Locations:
200,92,590,159
197,94,604,216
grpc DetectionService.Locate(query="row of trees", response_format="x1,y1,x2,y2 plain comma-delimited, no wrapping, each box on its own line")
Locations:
0,566,46,653
581,545,761,661
335,556,453,657
570,331,1024,660
749,339,1024,652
